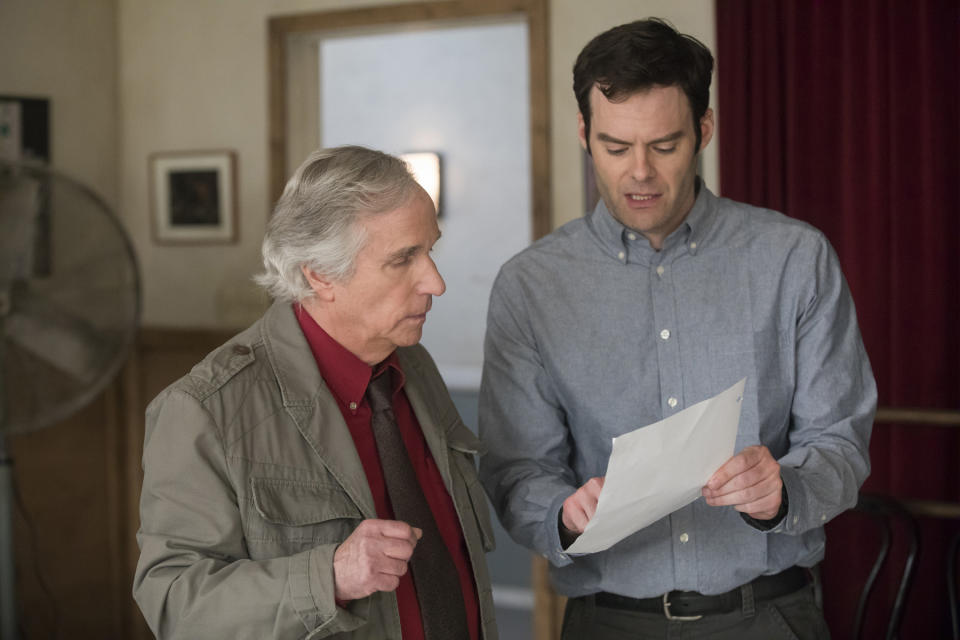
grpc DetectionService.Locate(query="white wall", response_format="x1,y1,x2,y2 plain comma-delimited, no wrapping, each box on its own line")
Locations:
3,0,715,329
319,22,531,387
0,0,119,207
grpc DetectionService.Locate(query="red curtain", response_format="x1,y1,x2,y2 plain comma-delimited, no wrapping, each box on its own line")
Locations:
716,0,960,637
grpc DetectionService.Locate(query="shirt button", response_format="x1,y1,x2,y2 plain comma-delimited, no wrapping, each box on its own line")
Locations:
660,329,670,340
793,515,800,525
656,265,665,277
348,401,358,411
668,397,678,408
690,242,698,250
627,232,636,241
679,532,689,544
618,251,625,261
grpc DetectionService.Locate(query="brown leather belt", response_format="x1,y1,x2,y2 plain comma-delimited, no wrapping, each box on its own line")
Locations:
592,566,810,620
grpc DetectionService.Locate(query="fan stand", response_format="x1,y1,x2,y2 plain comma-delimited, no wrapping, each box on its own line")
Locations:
0,160,140,640
0,432,17,639
1,291,19,638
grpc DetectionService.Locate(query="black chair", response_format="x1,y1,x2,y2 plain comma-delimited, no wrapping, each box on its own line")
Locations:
948,530,960,640
851,493,920,640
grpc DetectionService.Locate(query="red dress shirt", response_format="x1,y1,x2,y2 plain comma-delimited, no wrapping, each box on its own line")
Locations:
295,305,480,640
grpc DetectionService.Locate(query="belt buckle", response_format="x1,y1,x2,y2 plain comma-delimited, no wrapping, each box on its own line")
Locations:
662,592,703,621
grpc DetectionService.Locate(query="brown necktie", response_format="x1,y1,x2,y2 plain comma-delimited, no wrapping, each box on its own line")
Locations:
366,370,469,639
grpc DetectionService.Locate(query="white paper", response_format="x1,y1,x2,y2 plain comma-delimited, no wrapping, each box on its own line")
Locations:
565,378,746,554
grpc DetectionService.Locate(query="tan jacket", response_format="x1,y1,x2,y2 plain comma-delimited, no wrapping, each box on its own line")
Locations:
134,302,497,639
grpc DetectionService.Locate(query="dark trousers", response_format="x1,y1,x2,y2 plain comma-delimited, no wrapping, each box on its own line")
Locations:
561,579,830,640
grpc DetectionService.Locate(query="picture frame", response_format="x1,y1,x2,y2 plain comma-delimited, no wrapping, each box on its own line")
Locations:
149,149,237,244
1,95,52,274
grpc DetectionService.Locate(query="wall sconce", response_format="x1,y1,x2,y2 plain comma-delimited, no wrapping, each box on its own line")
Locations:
400,152,442,216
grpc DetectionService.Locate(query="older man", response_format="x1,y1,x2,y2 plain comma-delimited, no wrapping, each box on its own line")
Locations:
134,146,497,639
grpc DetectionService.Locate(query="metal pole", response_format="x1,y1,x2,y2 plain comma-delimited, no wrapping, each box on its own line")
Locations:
0,433,17,640
0,288,17,638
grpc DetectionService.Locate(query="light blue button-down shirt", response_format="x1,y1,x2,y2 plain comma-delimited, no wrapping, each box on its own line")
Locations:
478,183,876,597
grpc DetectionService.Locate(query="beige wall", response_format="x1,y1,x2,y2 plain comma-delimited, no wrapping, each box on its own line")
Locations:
3,0,716,329
117,0,419,329
0,0,119,206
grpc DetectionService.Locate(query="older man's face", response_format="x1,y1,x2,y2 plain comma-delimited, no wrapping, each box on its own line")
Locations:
326,189,445,364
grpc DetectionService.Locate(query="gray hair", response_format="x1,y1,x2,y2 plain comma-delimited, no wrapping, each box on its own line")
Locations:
255,145,420,301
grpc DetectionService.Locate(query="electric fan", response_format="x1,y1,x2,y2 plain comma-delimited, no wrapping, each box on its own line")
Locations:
0,160,140,639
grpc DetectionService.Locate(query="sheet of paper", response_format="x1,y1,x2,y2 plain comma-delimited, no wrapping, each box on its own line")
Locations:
565,378,746,554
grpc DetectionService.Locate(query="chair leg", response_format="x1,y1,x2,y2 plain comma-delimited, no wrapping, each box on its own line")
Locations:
948,531,960,640
853,511,891,640
886,508,919,640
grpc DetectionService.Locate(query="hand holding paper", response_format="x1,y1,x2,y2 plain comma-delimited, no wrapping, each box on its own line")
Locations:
564,378,747,554
702,443,783,520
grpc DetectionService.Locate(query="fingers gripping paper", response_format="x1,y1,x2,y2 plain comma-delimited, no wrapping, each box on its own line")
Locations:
565,378,746,554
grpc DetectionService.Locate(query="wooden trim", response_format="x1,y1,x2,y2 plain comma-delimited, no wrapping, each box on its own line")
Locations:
121,350,152,640
875,406,960,426
267,0,551,238
525,0,550,240
137,327,237,351
532,555,566,640
902,499,960,520
873,410,960,520
268,0,541,36
103,379,126,638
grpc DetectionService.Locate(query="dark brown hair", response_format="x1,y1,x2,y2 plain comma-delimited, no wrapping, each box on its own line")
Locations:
573,18,714,153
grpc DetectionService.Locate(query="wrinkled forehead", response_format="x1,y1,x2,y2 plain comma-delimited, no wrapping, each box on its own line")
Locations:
358,188,439,240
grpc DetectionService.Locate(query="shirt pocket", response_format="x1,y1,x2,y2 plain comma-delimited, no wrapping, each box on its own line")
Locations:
707,329,789,389
245,477,363,557
446,421,496,552
706,328,792,450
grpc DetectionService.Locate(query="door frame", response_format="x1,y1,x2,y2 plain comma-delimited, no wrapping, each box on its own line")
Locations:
267,0,550,241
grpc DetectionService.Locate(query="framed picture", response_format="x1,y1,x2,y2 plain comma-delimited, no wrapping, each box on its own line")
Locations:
149,149,237,244
1,95,52,274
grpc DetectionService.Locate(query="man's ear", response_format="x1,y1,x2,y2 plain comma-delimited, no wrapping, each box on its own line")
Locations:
301,265,335,301
698,107,715,152
577,112,590,154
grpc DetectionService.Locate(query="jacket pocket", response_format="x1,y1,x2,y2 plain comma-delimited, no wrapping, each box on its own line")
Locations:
447,421,496,552
246,477,363,556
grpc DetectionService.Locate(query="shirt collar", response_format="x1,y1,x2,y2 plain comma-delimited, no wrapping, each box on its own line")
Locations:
294,303,405,408
682,178,714,253
587,178,716,263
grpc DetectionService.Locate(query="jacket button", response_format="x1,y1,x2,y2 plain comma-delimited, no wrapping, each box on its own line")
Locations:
232,345,251,355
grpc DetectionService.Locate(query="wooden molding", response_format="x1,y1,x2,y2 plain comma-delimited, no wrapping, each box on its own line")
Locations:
874,406,960,426
267,0,551,239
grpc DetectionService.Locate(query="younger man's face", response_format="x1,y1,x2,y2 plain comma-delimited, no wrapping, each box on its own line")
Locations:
579,84,713,250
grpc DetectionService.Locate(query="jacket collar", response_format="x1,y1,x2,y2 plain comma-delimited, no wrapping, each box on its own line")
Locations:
258,301,452,515
259,301,377,518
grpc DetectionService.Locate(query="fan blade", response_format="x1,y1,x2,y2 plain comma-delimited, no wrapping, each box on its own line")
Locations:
4,304,109,386
0,160,139,436
0,171,41,282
